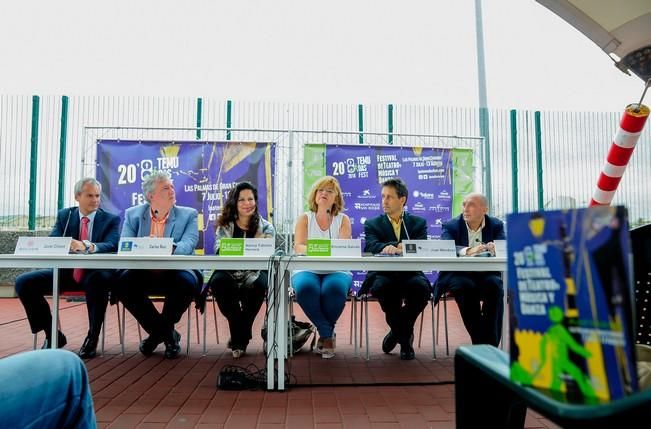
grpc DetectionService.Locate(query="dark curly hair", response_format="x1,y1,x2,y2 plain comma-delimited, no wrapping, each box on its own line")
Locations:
217,182,260,234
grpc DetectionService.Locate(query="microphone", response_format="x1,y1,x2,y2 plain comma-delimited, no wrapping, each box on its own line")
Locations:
154,209,159,218
62,208,72,237
400,211,410,240
326,209,332,239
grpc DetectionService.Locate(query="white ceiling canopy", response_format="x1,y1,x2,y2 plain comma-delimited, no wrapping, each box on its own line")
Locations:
536,0,651,80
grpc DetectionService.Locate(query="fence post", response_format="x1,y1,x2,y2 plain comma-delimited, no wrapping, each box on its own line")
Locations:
28,95,40,230
535,111,544,210
196,97,203,140
479,107,492,209
358,104,364,144
388,104,394,145
510,109,518,213
226,99,232,141
57,95,69,211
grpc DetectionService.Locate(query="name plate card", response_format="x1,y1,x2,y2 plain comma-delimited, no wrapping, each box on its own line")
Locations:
118,237,174,255
306,239,361,256
330,239,362,256
220,238,275,256
494,239,506,257
402,239,457,257
15,237,72,255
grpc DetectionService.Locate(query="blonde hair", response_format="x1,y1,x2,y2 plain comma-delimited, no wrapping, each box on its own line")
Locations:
307,176,345,216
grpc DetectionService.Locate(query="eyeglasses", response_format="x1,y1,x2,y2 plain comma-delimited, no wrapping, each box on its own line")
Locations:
317,188,335,195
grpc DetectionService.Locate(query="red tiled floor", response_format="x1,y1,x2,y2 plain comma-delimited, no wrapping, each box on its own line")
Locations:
0,296,550,428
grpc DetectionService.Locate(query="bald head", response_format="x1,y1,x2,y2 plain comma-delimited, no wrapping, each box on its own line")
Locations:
462,193,489,229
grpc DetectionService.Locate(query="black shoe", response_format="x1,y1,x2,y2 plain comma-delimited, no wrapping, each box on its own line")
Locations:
42,331,67,349
139,335,163,356
164,330,181,359
400,343,415,360
78,335,99,359
382,331,398,354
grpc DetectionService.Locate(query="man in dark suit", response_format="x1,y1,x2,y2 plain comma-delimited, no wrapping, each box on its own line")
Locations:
115,170,202,359
15,178,120,358
438,192,505,346
362,178,431,360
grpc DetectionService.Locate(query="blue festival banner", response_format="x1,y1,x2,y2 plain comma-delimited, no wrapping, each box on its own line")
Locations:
327,145,452,240
304,144,454,292
96,140,275,254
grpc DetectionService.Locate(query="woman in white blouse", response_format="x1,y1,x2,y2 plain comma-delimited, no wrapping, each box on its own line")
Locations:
293,176,352,359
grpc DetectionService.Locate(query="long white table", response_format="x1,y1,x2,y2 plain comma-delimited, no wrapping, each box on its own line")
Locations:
0,253,290,389
0,254,277,377
283,255,506,271
0,254,507,391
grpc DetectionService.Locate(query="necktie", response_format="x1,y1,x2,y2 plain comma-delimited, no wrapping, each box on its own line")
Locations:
73,216,89,283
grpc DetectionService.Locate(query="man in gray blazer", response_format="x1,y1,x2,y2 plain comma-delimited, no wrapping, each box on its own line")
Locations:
115,170,202,359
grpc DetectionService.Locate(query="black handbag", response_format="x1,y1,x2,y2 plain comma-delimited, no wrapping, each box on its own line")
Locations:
261,315,316,354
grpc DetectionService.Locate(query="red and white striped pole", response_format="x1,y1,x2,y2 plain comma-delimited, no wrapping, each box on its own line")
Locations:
590,103,649,206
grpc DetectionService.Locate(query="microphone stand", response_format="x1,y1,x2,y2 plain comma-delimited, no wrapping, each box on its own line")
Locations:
326,209,332,239
400,211,410,241
62,208,72,236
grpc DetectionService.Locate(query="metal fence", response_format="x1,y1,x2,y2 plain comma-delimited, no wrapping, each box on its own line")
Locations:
1,95,650,230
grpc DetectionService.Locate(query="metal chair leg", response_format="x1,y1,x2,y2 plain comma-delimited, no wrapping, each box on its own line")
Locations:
359,297,365,348
444,296,449,356
100,310,106,356
288,291,294,357
364,297,370,360
120,304,126,355
212,297,219,344
186,307,191,355
436,300,440,345
353,296,358,357
431,298,437,360
349,297,354,345
195,308,200,344
202,300,208,356
418,310,424,348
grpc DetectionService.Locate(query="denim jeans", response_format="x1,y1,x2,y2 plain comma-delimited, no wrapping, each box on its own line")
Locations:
292,271,352,338
0,349,96,428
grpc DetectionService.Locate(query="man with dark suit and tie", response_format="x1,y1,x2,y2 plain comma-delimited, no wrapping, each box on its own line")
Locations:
114,170,202,359
15,178,120,358
362,178,431,360
437,192,506,346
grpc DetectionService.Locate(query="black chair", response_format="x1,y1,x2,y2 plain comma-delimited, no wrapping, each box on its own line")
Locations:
455,344,651,429
417,281,450,358
358,280,443,360
631,224,651,346
454,224,651,428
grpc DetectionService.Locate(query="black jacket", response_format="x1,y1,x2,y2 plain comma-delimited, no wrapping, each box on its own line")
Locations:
439,213,505,250
51,207,120,252
361,212,429,294
436,213,505,297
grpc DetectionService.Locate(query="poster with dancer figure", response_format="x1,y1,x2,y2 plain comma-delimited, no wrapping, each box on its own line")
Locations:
507,206,638,402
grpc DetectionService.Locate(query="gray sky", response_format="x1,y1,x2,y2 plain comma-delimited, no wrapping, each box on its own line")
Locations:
0,0,645,111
